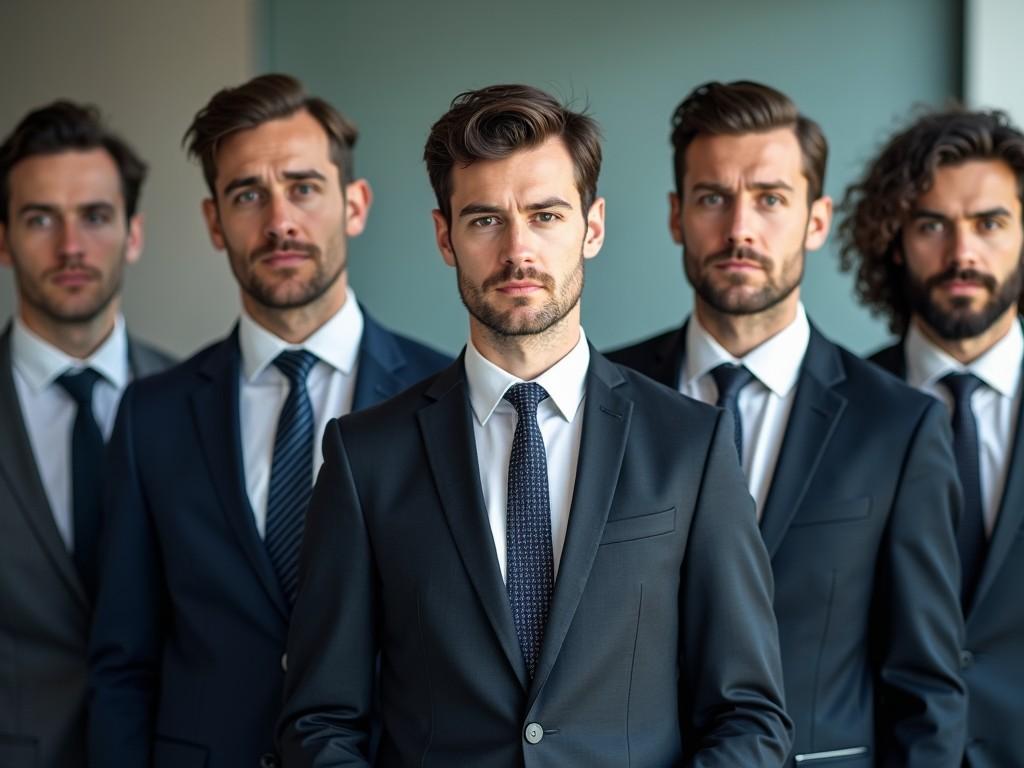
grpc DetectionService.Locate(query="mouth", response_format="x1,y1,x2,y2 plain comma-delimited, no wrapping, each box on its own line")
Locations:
50,269,98,287
495,281,545,296
713,259,764,272
259,250,311,268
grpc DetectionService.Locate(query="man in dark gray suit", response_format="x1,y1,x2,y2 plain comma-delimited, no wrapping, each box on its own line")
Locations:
840,108,1024,768
0,101,172,768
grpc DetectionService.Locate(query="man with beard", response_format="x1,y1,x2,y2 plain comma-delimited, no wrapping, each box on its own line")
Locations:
0,101,173,768
609,81,966,766
275,83,793,767
88,74,450,768
841,108,1024,768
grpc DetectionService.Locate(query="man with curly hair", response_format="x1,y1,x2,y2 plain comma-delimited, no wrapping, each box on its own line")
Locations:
840,108,1024,768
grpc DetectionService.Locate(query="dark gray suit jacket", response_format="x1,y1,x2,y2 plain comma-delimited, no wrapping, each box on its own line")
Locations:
0,324,172,768
609,324,967,767
871,338,1024,768
277,350,793,767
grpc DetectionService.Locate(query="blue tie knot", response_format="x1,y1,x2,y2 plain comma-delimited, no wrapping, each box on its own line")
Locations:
57,367,103,406
503,382,549,416
710,363,754,406
274,349,318,387
941,371,984,405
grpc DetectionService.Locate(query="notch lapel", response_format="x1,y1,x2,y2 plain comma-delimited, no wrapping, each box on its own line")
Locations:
527,352,632,708
418,358,528,689
190,332,289,621
351,309,406,411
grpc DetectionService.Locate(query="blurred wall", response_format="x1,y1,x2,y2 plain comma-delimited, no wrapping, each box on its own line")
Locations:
965,0,1024,123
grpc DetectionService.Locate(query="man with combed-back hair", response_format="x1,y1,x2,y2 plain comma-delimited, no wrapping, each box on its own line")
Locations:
276,83,793,767
841,107,1024,768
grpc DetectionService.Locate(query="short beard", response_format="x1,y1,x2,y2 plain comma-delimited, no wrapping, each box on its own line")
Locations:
685,244,803,316
16,257,123,326
906,261,1023,340
235,238,345,310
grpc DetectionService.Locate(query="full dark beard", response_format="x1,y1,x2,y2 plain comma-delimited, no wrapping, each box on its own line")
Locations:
685,244,803,316
907,261,1023,340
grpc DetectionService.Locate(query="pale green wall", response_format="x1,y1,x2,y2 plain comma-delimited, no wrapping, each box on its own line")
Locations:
263,0,961,356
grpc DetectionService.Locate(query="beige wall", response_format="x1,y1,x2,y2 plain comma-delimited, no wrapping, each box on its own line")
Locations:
0,0,258,357
965,0,1024,125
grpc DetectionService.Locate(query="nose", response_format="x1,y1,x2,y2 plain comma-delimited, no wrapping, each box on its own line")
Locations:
951,223,980,268
726,197,756,248
264,191,300,243
58,220,85,261
502,217,536,267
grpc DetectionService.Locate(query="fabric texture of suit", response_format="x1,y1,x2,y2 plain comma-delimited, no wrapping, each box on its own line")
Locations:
871,339,1024,768
608,324,966,767
87,311,451,768
277,349,793,767
0,324,172,768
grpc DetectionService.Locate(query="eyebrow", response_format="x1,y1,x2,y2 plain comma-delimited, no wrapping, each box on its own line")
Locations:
911,206,1013,221
17,201,115,217
221,169,328,197
690,180,795,194
457,197,574,218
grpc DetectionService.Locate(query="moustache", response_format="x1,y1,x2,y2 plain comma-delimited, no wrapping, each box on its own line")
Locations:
251,239,320,261
926,265,997,292
704,246,773,269
481,265,556,291
45,263,102,280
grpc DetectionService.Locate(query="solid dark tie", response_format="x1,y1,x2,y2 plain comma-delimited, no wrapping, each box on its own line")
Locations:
941,372,987,610
504,382,554,679
265,350,318,608
56,367,105,598
711,363,755,462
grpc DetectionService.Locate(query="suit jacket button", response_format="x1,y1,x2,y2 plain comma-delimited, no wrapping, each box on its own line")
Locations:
259,753,280,768
524,722,544,744
281,653,288,672
960,649,973,669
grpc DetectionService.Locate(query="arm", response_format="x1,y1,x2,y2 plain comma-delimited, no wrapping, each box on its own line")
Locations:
276,419,376,766
88,384,165,766
875,401,966,767
679,411,793,768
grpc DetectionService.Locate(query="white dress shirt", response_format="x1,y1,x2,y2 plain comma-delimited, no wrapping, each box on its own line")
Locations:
904,320,1023,537
464,329,589,582
239,288,363,537
679,305,810,517
11,315,130,551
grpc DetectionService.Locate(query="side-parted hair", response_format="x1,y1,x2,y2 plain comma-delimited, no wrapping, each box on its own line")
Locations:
184,73,358,198
839,108,1024,334
423,84,602,224
0,100,147,225
671,80,828,203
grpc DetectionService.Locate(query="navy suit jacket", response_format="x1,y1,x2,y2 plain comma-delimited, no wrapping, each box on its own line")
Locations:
871,339,1024,768
608,323,967,767
88,311,451,768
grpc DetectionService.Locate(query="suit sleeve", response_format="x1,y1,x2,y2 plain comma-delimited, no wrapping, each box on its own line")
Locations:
679,410,793,767
875,401,966,766
88,384,166,766
276,419,376,766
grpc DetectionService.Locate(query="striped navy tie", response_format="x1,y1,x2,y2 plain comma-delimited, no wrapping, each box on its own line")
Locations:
265,349,318,608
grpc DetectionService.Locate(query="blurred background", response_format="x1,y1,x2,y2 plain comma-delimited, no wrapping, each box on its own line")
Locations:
1,0,1019,358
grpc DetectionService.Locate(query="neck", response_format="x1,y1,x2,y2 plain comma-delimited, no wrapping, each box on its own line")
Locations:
470,308,581,381
19,300,119,360
694,293,800,358
242,275,348,344
914,308,1018,364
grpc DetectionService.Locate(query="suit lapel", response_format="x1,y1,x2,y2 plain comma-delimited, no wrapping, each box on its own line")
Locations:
190,331,289,621
0,327,88,608
528,352,632,708
649,324,686,388
351,309,407,411
759,329,848,558
418,357,529,689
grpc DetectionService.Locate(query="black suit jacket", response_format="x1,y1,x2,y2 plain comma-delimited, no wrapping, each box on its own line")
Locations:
871,339,1024,768
277,349,793,767
0,324,172,768
609,324,966,767
87,312,451,768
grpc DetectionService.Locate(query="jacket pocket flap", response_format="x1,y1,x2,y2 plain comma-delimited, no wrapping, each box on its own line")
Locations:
600,507,676,545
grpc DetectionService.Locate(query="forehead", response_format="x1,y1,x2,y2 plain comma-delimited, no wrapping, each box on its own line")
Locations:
213,109,335,190
8,148,122,205
684,128,805,188
449,136,579,205
918,159,1021,213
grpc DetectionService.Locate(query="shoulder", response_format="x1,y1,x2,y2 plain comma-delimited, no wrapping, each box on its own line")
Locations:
360,310,453,377
125,334,235,403
604,327,679,371
128,335,177,377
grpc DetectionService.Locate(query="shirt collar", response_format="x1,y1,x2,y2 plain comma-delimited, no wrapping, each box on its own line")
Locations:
905,318,1023,399
685,303,810,396
464,328,590,425
11,314,129,393
238,287,364,382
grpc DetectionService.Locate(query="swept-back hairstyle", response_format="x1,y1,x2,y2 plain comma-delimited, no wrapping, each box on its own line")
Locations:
423,84,602,224
0,100,147,224
670,80,828,202
184,73,358,197
839,108,1024,334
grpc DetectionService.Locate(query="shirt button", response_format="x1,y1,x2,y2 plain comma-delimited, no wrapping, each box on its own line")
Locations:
524,722,544,744
281,653,288,673
960,650,973,669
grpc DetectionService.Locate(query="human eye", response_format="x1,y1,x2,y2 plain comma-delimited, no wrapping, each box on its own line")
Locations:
978,216,1005,233
916,219,945,235
761,192,785,208
470,215,500,228
292,181,319,198
24,213,53,229
697,192,723,207
232,188,262,206
83,208,114,226
533,211,561,224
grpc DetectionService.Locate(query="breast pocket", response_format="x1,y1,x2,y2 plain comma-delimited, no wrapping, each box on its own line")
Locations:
600,507,676,545
789,497,871,528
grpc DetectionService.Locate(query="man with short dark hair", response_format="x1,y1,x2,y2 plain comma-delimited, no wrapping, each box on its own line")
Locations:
277,83,792,767
609,81,966,766
0,100,172,768
88,74,450,767
841,107,1024,768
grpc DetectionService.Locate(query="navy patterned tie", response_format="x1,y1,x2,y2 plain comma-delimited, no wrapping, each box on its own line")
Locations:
265,350,318,608
711,363,755,463
56,368,104,598
941,372,987,610
504,382,554,679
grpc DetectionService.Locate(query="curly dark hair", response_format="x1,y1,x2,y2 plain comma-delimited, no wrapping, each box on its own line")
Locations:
838,107,1024,334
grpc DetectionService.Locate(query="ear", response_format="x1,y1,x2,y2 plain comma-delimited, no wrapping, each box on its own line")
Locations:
0,222,10,268
668,192,683,244
124,213,144,265
201,198,225,251
582,197,605,259
344,178,373,237
804,194,833,252
432,209,456,267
